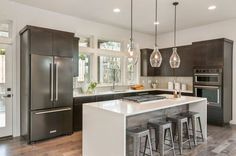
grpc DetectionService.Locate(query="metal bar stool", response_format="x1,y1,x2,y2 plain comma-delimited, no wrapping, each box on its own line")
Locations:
167,115,191,155
147,121,176,156
179,111,204,146
127,127,153,156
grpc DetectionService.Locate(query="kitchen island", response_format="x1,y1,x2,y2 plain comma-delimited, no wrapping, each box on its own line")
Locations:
83,94,207,156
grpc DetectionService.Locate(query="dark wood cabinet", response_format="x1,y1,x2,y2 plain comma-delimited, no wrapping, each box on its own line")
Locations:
73,96,96,131
192,39,224,67
141,38,231,77
73,38,79,76
53,31,74,57
140,49,160,76
175,45,194,76
30,27,53,55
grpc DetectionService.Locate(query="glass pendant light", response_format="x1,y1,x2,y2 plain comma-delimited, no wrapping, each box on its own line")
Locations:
150,0,162,67
169,2,181,69
127,0,139,65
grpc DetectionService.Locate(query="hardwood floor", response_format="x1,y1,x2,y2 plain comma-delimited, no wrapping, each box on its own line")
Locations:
0,125,236,156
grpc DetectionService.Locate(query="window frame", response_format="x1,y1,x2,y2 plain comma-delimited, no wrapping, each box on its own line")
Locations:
0,20,13,44
75,36,138,87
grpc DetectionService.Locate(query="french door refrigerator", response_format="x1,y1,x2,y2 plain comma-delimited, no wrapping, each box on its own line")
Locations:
30,55,73,142
20,26,78,143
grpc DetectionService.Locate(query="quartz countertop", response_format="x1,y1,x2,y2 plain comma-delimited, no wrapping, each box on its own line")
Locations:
73,88,193,97
83,94,206,116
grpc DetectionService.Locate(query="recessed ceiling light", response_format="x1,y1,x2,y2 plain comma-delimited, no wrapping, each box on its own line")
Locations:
154,21,160,25
208,5,216,10
113,8,121,13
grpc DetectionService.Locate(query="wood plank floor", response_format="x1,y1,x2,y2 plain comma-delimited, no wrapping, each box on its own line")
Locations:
0,125,236,156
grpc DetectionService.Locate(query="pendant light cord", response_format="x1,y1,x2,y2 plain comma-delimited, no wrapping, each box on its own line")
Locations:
174,2,177,47
155,0,158,47
130,0,133,46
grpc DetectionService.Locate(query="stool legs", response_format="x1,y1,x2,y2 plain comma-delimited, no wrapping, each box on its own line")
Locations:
190,115,204,146
173,119,191,155
143,133,153,156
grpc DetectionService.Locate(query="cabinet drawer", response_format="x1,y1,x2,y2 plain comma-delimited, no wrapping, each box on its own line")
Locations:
30,107,72,142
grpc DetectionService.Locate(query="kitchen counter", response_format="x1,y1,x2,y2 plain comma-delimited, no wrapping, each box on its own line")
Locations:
73,88,193,97
83,94,207,156
84,94,205,116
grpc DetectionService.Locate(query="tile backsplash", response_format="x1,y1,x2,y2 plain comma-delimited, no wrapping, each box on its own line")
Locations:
140,76,193,91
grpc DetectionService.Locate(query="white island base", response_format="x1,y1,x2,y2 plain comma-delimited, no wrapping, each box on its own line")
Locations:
83,95,207,156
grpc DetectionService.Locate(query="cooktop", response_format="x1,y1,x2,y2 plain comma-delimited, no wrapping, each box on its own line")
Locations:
123,95,166,103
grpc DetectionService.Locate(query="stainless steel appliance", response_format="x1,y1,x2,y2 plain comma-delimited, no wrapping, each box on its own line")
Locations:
194,68,222,107
193,67,232,126
123,95,166,103
20,26,77,143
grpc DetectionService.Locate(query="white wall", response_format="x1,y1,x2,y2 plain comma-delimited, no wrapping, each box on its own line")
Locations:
0,0,154,137
157,18,236,124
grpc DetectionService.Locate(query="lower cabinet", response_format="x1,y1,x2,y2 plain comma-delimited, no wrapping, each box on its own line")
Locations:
207,105,224,126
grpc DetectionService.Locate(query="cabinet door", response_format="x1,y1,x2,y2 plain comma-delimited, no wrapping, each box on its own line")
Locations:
30,28,53,55
140,49,160,76
53,31,74,57
73,103,82,131
31,55,53,110
54,57,73,108
159,48,173,76
73,96,96,131
73,38,79,76
175,46,194,76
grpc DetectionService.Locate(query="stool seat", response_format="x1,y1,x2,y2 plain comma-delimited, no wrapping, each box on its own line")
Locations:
179,111,204,146
148,121,176,156
179,111,199,117
167,115,191,155
127,127,150,136
127,127,153,156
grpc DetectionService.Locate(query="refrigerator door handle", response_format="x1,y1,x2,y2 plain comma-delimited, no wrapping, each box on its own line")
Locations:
55,63,59,101
34,107,72,115
50,63,54,101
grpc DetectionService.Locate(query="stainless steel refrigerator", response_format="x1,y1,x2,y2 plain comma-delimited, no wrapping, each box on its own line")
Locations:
20,26,77,143
29,55,73,142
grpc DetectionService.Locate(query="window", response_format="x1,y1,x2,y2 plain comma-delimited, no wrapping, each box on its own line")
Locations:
0,22,11,39
77,53,91,82
98,39,121,51
79,37,90,48
98,56,121,84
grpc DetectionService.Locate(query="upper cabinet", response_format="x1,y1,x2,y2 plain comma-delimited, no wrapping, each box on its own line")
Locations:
30,27,53,55
140,49,159,76
21,26,75,57
53,31,74,57
140,38,233,77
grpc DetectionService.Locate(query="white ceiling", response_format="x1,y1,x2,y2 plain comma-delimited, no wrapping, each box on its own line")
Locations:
13,0,236,34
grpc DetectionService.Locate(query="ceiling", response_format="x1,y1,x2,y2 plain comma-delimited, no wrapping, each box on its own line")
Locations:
13,0,236,34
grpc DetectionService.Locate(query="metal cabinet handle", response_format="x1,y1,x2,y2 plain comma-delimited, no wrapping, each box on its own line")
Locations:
35,108,71,115
50,63,54,101
55,63,59,101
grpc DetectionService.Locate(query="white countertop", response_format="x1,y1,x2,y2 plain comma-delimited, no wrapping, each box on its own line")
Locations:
84,94,206,116
74,88,193,97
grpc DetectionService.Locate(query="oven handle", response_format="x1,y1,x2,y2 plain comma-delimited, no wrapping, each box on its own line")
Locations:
194,85,220,104
194,73,220,76
194,85,220,89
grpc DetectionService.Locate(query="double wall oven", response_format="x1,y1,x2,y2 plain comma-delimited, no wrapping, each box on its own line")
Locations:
194,68,222,107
